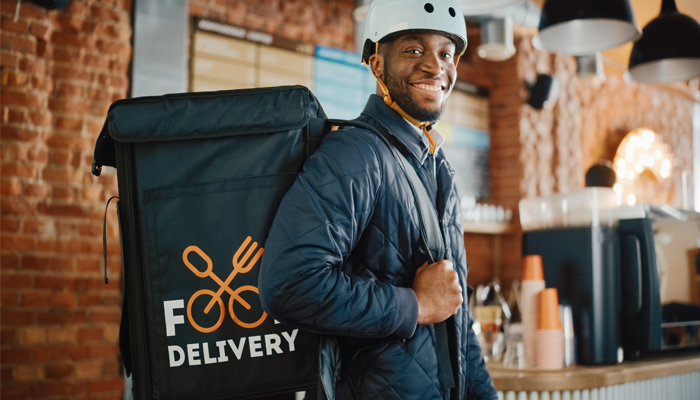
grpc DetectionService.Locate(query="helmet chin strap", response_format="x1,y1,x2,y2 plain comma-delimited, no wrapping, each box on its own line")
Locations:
363,42,462,155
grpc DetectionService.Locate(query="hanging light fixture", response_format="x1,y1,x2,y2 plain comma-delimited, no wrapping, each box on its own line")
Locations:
458,0,526,16
575,52,606,83
478,17,516,62
627,0,700,84
533,0,641,55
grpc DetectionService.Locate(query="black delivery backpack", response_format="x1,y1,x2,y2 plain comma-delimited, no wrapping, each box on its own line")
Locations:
92,86,324,400
92,85,453,400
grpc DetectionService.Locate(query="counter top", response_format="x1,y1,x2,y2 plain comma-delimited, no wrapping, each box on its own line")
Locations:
488,352,700,392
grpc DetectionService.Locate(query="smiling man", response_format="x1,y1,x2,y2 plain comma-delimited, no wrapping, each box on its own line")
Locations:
258,0,498,399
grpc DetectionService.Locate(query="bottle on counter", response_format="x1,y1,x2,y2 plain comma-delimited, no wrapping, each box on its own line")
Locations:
521,255,545,367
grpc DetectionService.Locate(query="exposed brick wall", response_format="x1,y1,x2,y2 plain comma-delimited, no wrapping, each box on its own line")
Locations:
1,0,131,399
189,0,355,51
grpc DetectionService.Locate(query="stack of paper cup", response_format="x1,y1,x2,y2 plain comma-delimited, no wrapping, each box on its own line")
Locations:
521,255,545,367
536,288,564,369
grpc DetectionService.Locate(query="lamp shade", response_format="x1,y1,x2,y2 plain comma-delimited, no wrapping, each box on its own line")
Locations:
478,17,516,61
533,0,641,55
458,0,526,16
627,0,700,84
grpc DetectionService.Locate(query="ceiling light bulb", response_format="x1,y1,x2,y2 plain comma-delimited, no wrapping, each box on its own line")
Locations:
627,194,637,205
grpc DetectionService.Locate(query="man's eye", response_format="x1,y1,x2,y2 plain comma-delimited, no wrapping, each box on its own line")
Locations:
407,49,421,54
442,53,453,59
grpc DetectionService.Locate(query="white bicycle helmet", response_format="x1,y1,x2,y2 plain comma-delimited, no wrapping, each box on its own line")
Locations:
361,0,468,65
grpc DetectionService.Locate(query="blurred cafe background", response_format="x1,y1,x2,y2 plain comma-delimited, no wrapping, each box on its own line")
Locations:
1,0,700,399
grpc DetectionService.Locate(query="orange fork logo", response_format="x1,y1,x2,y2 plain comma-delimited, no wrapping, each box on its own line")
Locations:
183,237,266,333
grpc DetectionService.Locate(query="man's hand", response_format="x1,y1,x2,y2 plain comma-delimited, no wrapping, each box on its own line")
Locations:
412,260,463,325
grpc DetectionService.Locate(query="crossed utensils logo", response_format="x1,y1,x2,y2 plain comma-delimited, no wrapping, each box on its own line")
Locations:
183,236,267,333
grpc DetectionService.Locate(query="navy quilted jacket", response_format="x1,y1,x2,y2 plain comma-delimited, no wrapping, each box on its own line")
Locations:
259,95,498,400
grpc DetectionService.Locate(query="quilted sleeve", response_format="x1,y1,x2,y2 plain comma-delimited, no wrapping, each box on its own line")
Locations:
258,129,418,339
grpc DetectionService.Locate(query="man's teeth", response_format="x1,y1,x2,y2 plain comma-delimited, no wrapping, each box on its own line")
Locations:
413,83,442,92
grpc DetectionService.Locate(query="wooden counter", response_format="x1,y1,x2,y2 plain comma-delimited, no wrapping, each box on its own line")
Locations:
488,352,700,392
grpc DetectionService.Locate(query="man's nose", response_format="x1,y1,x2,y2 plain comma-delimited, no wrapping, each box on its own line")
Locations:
421,51,444,76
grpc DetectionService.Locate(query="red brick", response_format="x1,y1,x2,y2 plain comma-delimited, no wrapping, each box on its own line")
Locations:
24,183,51,199
85,380,123,396
1,310,34,326
19,57,46,74
30,22,53,41
49,97,92,113
81,187,103,202
23,255,73,272
90,5,119,22
77,327,103,341
44,363,74,379
34,275,76,290
1,348,33,363
32,75,53,92
77,293,100,307
0,181,23,197
57,82,85,98
89,311,120,323
33,380,83,397
27,111,52,127
52,187,75,201
0,217,21,232
37,240,61,252
37,311,87,324
88,344,120,359
0,366,12,382
0,32,36,54
1,254,20,269
27,147,49,163
37,203,86,218
0,235,36,251
2,107,26,123
1,70,29,87
1,328,16,345
49,293,75,308
0,199,37,216
36,41,52,58
0,91,44,108
0,126,41,142
0,50,20,68
47,326,77,343
1,384,32,400
41,167,87,183
55,116,83,131
1,17,29,34
21,293,48,307
50,151,81,169
1,291,20,306
1,163,38,179
55,15,90,32
1,273,33,289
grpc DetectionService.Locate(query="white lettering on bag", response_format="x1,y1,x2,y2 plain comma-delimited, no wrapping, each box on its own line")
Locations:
168,345,185,367
227,337,246,360
265,334,282,355
249,335,263,358
282,329,298,352
202,342,217,364
187,343,201,365
216,340,229,362
164,300,185,337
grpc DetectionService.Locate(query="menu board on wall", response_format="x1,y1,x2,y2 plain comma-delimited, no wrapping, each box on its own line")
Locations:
191,19,490,199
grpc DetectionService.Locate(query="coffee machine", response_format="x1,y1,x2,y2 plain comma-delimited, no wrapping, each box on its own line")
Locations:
519,189,700,365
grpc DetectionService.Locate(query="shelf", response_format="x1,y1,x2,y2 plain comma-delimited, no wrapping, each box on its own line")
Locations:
463,221,514,235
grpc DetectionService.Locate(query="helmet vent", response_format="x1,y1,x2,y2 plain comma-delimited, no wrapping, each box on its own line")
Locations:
449,7,456,17
424,3,434,13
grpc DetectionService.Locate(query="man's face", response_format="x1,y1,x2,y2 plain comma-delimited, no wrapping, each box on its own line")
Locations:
372,33,457,123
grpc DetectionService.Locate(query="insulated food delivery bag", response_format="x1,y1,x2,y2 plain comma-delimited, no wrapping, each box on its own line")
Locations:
91,86,324,400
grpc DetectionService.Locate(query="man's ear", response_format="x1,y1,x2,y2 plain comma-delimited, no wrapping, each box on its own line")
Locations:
368,52,384,80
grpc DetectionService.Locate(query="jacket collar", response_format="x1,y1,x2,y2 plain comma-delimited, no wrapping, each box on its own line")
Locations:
360,95,431,165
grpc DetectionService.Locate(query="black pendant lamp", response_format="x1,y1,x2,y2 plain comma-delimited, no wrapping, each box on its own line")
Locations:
533,0,641,55
627,0,700,84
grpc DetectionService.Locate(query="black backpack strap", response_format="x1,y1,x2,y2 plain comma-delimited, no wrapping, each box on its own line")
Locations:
330,119,445,263
329,119,455,390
